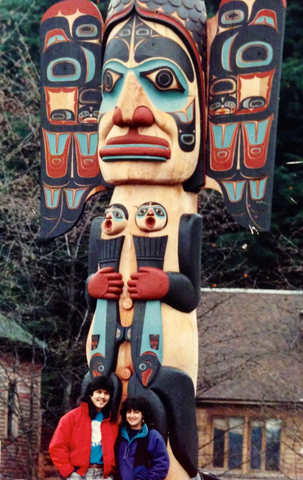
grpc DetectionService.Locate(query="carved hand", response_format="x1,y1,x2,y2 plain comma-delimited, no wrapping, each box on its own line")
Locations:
127,267,169,300
88,267,124,300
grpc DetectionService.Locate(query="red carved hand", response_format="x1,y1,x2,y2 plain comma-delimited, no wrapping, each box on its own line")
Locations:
88,267,124,300
127,267,169,300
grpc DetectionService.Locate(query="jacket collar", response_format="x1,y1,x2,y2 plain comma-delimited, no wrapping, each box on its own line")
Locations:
121,423,148,443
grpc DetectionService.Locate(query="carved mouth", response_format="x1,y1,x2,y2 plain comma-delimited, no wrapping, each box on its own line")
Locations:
214,108,233,115
104,219,112,231
79,118,98,124
100,129,171,162
146,217,155,228
84,118,98,123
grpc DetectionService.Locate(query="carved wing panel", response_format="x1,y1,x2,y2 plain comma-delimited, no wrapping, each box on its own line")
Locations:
40,0,106,238
206,0,286,231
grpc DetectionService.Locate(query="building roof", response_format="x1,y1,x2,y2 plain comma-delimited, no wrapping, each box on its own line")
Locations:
196,290,303,404
0,312,46,349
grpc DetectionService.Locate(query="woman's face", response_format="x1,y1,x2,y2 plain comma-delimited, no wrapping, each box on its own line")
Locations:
126,409,143,430
91,389,110,412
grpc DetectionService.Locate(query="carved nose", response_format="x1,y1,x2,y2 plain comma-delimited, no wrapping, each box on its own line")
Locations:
113,106,154,128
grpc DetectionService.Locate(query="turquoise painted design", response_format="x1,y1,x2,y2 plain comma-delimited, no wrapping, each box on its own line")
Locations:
223,181,246,202
212,123,238,148
47,58,81,82
236,42,273,68
136,205,167,220
75,133,98,155
221,10,245,25
250,178,267,199
104,144,168,149
90,299,107,359
187,102,193,121
47,35,67,47
107,207,126,222
65,188,86,208
82,47,96,83
140,300,163,363
45,188,60,208
243,118,270,145
46,132,69,155
176,101,194,123
242,98,266,109
76,25,98,37
222,34,237,72
100,59,188,114
102,155,167,162
176,112,187,122
254,16,275,28
181,134,195,145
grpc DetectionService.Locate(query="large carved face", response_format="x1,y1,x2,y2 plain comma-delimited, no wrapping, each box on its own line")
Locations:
98,14,201,185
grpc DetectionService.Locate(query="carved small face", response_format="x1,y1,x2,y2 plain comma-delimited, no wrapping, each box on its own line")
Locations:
209,95,237,116
135,202,167,232
102,203,128,235
98,15,200,185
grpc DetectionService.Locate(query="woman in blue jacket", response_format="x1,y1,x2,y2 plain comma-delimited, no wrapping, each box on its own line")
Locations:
115,397,170,480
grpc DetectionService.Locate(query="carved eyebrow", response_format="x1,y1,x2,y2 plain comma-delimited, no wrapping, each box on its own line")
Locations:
135,37,194,83
104,38,129,64
104,35,194,83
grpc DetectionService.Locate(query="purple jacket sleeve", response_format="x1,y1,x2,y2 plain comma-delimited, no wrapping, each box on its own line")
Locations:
146,430,170,480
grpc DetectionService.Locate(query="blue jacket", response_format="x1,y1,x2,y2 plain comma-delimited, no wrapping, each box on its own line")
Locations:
115,424,169,480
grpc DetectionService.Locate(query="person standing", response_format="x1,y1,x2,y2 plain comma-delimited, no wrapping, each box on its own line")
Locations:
49,376,118,479
115,397,169,480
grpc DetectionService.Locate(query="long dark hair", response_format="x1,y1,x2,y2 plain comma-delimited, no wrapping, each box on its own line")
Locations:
120,396,154,429
80,376,116,420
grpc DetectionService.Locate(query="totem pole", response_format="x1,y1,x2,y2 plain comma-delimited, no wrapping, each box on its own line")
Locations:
40,0,286,479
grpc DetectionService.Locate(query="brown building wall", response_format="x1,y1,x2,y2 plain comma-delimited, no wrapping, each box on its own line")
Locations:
0,351,42,479
197,404,303,480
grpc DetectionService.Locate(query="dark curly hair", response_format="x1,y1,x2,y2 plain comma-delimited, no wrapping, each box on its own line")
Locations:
80,376,116,420
120,397,154,429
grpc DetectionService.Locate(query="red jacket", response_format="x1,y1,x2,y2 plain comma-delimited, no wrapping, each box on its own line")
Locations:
49,403,118,478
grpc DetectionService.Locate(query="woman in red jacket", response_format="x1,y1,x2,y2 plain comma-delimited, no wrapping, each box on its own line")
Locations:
49,376,118,479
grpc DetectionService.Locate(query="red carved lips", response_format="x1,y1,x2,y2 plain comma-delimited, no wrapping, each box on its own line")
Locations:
99,129,171,161
146,216,155,228
104,219,112,231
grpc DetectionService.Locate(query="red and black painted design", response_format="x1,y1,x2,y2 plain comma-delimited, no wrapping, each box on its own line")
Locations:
206,0,286,231
40,0,106,238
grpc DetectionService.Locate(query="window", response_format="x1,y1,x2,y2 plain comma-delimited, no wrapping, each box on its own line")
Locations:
212,416,281,472
7,381,18,439
213,417,244,470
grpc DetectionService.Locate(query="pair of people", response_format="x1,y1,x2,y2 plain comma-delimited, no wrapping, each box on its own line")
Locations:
49,376,170,480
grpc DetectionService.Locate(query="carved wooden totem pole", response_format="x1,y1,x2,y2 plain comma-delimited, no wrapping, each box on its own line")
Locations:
40,0,286,479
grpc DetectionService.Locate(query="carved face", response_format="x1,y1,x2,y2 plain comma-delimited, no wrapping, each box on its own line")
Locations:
135,202,167,232
101,203,128,235
98,15,200,185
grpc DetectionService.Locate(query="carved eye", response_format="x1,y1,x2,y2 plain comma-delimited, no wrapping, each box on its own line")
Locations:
155,207,165,217
225,101,236,108
79,111,89,118
103,69,122,93
210,102,221,110
137,208,148,216
140,67,185,93
113,210,123,219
